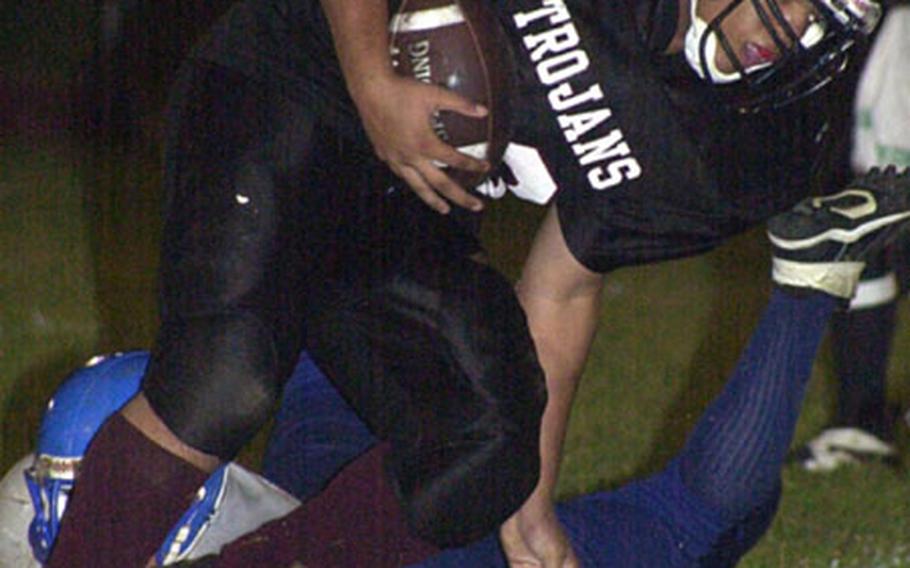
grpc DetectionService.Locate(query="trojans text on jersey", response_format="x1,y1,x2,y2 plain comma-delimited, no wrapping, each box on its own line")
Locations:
509,0,643,191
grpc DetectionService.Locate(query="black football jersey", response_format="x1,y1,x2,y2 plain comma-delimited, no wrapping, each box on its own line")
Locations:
485,0,857,272
190,0,858,272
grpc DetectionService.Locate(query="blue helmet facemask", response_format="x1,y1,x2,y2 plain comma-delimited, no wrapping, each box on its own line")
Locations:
24,351,147,563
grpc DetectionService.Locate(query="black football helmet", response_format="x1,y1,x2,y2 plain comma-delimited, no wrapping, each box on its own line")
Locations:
686,0,881,112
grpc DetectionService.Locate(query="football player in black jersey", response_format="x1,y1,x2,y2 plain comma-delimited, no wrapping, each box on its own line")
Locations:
47,0,882,566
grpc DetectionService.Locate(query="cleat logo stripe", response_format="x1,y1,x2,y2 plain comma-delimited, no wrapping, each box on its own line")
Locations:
811,189,877,220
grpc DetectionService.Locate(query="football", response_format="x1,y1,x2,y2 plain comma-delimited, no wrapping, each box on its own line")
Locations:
389,0,515,188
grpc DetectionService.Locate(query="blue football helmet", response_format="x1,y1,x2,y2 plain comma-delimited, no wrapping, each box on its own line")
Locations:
24,351,147,564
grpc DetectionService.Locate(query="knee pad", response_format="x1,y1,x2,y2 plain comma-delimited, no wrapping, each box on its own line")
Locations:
144,312,289,460
307,257,547,546
389,423,541,547
391,260,546,546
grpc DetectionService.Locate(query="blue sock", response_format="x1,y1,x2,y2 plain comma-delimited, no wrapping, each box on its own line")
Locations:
678,288,836,519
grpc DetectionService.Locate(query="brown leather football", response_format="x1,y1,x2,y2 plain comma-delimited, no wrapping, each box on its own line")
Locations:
389,0,515,188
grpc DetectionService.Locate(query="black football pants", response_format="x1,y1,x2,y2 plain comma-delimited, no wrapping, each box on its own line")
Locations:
141,59,547,546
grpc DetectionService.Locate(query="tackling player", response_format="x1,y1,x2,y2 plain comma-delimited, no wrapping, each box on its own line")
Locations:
47,0,882,566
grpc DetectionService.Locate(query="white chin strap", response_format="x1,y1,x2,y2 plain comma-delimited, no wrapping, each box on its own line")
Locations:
685,0,742,83
684,0,826,84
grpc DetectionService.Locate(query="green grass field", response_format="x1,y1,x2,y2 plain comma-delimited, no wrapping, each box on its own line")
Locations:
3,10,910,563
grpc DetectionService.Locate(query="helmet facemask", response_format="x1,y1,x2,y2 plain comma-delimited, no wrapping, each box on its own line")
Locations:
685,0,882,112
24,455,78,564
20,351,146,563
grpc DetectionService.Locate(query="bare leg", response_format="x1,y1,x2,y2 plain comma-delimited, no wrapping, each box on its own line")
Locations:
121,394,220,472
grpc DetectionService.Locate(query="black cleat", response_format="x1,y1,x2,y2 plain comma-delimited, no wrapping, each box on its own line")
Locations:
768,167,910,298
